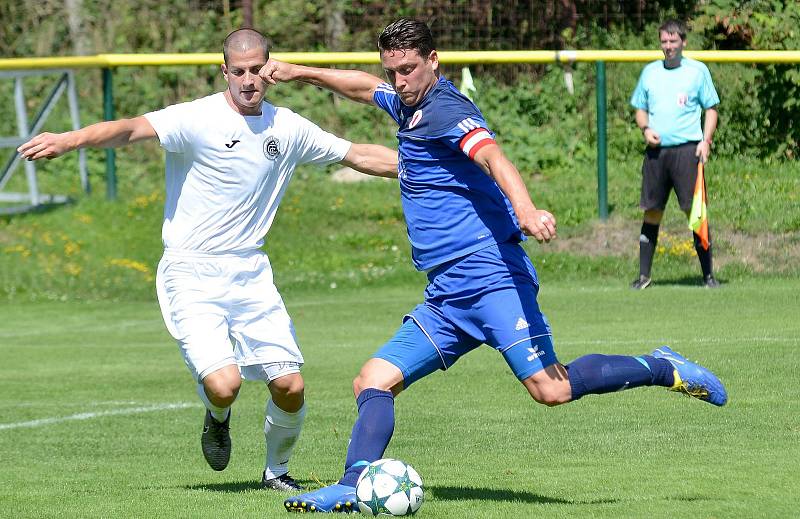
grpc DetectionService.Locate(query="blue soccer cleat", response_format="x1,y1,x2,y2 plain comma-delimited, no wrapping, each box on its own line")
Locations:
651,346,728,406
284,483,357,513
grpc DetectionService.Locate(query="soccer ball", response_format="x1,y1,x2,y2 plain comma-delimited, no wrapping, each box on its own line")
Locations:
356,458,424,516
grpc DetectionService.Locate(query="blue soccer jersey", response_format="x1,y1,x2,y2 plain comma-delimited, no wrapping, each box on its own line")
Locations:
373,76,524,271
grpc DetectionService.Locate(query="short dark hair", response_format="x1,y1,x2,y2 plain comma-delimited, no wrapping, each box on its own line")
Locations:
377,18,435,58
223,28,270,65
659,19,687,41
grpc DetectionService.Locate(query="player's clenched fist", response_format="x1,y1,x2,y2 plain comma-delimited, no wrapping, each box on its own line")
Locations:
518,208,557,243
259,59,294,85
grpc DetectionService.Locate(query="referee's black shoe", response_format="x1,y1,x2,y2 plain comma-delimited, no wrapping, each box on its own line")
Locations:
703,275,720,288
201,410,231,471
630,275,652,290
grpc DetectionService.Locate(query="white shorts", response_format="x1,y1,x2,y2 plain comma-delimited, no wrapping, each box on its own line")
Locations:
156,248,303,383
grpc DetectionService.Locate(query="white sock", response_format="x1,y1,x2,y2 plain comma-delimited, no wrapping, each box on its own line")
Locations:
264,399,306,480
196,383,231,423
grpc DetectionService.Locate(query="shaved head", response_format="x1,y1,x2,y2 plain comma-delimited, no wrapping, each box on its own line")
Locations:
223,28,269,65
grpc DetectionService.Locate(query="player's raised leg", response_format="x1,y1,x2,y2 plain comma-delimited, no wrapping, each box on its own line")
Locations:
198,364,241,471
519,348,726,407
262,370,306,491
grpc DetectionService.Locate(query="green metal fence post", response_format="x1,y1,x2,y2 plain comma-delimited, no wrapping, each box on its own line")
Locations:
102,67,117,200
595,60,609,221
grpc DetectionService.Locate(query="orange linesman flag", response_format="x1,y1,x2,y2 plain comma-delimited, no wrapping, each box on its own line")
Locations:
688,161,710,250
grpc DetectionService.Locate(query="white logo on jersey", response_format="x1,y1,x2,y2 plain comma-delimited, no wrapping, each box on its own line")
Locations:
263,136,281,159
515,317,529,331
409,110,423,129
527,346,545,362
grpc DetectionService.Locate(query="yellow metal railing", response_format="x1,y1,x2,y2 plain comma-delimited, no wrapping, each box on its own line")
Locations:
3,50,799,208
3,50,800,69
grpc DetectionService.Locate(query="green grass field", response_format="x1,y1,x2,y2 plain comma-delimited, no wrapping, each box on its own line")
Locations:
1,279,798,518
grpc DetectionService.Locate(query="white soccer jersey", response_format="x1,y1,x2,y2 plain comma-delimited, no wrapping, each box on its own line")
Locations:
144,93,351,253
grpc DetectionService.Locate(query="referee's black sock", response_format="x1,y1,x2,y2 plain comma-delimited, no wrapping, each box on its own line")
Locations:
694,230,713,278
638,222,659,278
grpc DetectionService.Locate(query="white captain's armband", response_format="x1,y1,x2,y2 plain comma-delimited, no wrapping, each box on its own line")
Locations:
459,126,495,160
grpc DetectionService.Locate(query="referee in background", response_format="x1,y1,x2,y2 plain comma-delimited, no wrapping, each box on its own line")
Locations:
630,19,720,289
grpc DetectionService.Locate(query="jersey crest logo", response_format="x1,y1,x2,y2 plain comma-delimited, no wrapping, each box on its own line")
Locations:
408,110,423,129
263,136,281,159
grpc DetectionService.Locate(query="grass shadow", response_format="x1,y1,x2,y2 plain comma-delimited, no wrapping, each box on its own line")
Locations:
651,274,718,288
427,485,618,505
182,480,269,493
0,199,74,219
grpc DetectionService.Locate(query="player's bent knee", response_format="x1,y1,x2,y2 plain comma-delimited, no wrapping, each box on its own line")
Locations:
269,374,305,412
353,358,404,396
530,389,568,407
203,377,241,407
269,372,305,399
522,370,571,407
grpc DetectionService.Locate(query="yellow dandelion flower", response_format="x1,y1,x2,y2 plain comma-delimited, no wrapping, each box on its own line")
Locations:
109,258,152,276
64,241,81,256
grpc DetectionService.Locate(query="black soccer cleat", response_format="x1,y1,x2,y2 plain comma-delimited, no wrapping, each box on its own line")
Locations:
630,275,652,290
703,274,720,288
262,472,304,492
201,410,231,471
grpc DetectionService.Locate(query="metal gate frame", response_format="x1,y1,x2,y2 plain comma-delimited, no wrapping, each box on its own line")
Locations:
0,69,89,215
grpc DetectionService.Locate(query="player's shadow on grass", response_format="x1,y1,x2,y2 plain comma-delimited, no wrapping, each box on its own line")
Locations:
651,275,718,288
427,485,618,505
183,481,269,493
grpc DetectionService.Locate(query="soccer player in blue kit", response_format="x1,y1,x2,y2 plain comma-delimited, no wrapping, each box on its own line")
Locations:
261,18,728,513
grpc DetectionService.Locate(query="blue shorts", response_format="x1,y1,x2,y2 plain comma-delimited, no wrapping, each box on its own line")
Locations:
373,242,559,387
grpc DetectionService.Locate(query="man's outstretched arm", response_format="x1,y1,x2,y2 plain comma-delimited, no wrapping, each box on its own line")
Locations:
17,116,158,161
340,144,398,179
261,59,383,106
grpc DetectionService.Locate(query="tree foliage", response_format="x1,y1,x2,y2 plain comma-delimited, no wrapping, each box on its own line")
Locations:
1,1,798,158
694,0,800,158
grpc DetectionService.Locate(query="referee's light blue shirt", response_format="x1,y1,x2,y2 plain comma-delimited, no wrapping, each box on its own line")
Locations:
630,57,719,147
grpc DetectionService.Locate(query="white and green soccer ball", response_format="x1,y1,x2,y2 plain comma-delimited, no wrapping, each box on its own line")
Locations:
356,458,424,516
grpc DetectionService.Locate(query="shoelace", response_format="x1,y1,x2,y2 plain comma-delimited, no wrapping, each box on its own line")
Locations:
678,382,710,399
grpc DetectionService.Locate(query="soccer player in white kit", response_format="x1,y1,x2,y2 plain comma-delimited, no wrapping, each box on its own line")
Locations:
17,28,398,491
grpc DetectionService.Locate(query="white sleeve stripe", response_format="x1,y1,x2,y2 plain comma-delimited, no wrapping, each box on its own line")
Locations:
460,130,494,156
457,118,482,133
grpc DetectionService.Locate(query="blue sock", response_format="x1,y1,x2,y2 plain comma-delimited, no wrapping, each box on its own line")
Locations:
566,354,674,400
339,388,395,487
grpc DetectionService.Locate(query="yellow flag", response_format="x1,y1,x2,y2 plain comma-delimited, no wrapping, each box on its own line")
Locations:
688,162,709,250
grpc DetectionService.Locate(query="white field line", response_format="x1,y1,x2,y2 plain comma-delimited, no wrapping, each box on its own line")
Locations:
0,402,200,431
557,336,798,347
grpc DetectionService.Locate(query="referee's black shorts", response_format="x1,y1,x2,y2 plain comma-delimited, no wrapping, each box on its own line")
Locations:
639,142,700,212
